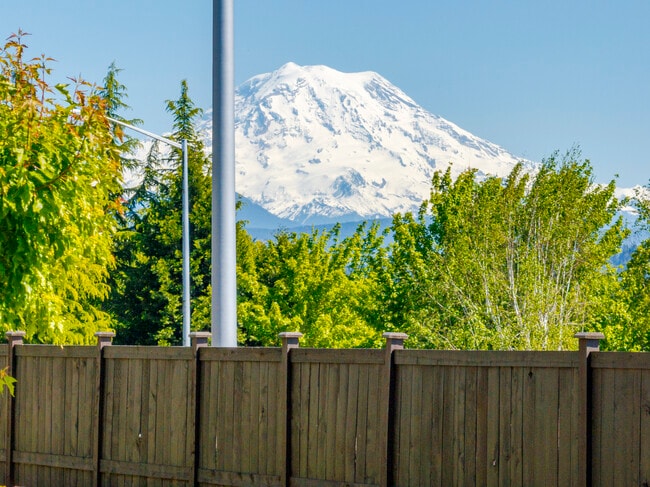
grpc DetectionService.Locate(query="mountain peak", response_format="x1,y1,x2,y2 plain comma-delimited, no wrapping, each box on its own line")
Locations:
234,63,531,224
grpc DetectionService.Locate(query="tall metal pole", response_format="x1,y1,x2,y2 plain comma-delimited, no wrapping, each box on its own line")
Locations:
181,138,191,346
104,116,192,347
212,0,237,347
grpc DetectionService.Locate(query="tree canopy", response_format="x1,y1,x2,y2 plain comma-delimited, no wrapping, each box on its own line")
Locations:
4,31,649,351
0,31,122,343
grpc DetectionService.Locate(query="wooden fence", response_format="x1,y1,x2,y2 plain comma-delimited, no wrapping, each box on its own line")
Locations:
1,330,650,486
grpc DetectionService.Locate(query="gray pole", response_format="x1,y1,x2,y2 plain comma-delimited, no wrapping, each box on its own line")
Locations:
104,116,191,346
182,139,191,346
212,0,237,347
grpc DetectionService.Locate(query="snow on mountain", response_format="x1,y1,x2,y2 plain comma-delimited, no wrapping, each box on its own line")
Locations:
231,62,534,224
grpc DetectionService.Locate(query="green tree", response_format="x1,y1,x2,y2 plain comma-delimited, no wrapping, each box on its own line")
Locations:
594,186,650,350
0,31,121,343
387,151,626,350
237,223,386,348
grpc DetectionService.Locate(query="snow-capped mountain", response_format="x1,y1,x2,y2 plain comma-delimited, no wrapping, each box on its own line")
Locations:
231,62,534,225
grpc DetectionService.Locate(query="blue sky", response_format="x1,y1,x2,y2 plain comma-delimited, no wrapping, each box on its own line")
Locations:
3,0,649,187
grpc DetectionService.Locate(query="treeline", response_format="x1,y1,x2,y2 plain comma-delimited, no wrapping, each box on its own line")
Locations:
1,34,649,350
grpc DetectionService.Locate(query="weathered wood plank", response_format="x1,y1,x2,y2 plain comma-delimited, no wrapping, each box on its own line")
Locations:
291,349,384,365
324,363,338,480
13,451,94,471
395,350,578,368
334,363,348,481
14,346,95,358
198,468,282,486
464,366,478,487
640,370,650,485
612,368,641,486
535,368,559,486
557,366,576,485
455,366,468,486
599,367,617,486
498,367,512,487
591,351,650,369
318,363,330,480
104,346,193,360
306,362,320,480
354,364,370,484
508,367,523,486
245,359,258,474
441,366,456,486
200,347,282,362
365,364,380,485
418,366,432,485
100,458,191,480
485,367,500,487
289,477,378,487
475,366,488,487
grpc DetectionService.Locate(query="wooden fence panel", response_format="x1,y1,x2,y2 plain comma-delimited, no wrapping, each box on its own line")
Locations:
5,333,650,486
391,351,580,487
196,347,284,487
11,346,98,487
288,348,385,487
0,344,7,482
590,352,650,487
100,346,195,486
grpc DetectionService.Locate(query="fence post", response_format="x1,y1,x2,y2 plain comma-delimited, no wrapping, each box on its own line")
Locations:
279,332,302,487
574,331,604,487
381,332,408,487
190,332,211,486
5,331,25,487
93,331,114,487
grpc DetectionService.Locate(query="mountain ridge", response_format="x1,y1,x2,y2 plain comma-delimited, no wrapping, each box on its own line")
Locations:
231,62,535,225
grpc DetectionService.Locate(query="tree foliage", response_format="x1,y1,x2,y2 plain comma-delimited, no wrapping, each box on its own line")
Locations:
387,151,626,350
0,31,121,343
237,223,387,348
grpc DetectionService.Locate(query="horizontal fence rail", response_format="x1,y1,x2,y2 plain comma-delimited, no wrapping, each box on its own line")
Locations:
2,330,650,486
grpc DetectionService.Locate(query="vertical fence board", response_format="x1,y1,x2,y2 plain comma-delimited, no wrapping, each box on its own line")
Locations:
463,366,478,487
475,366,488,487
498,367,512,487
509,367,524,486
600,367,616,486
334,363,348,481
453,366,467,486
440,366,455,486
408,364,422,486
486,367,500,487
613,368,641,486
640,369,650,485
419,365,433,487
0,345,6,483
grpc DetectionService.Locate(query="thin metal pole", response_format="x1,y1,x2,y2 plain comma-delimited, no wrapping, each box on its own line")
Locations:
105,116,190,346
182,139,191,346
212,0,237,346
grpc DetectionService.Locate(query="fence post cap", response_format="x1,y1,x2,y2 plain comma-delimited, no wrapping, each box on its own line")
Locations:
190,332,211,351
279,331,302,353
382,332,409,340
95,331,115,349
94,331,116,338
5,330,26,339
5,330,26,346
189,331,212,339
278,331,303,339
573,332,605,340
